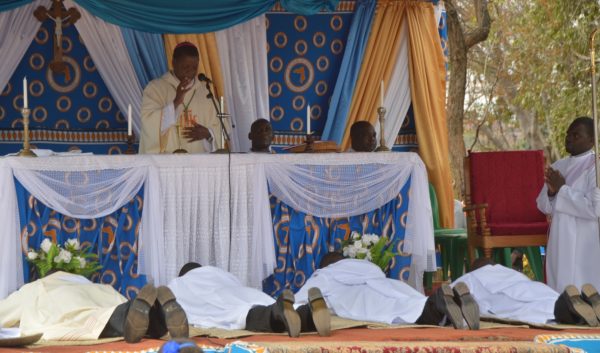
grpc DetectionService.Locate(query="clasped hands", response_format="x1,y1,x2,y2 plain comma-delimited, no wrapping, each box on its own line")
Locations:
544,167,565,197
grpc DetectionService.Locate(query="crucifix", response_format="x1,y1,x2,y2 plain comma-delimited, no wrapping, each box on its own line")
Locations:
33,0,80,74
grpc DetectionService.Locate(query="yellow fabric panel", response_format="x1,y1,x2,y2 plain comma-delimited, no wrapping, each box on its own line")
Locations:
163,34,226,104
406,2,454,228
341,1,406,151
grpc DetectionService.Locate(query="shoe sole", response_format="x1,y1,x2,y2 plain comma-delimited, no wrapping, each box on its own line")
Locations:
157,286,189,338
281,289,301,338
124,284,157,343
565,285,599,327
308,287,331,337
581,284,600,321
440,284,465,329
453,282,480,330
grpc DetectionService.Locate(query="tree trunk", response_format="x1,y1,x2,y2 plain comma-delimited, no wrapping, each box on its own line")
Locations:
444,0,490,199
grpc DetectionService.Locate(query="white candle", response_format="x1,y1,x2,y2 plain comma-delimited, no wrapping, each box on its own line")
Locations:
23,77,28,109
306,104,311,135
127,104,132,136
380,80,384,108
220,96,224,113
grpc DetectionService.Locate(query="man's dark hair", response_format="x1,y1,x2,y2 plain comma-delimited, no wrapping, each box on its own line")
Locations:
178,262,202,277
350,121,373,142
318,251,345,269
173,43,199,61
571,116,594,138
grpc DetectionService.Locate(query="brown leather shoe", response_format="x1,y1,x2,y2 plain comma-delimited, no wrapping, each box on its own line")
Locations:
564,285,599,326
157,286,189,339
453,282,480,330
278,289,301,338
124,284,157,343
581,284,600,321
307,287,331,337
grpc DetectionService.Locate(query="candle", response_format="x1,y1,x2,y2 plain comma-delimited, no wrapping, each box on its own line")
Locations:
127,104,132,136
380,80,384,108
23,77,28,109
306,104,311,135
220,96,224,113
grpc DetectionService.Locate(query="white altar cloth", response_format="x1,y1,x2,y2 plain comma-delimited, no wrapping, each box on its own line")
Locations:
0,152,434,299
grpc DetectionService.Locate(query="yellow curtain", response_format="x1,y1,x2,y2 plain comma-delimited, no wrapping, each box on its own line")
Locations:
163,34,225,101
406,2,454,227
340,1,406,150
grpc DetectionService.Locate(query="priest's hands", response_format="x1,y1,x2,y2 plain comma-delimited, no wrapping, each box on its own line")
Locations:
545,167,565,197
183,122,211,142
173,78,192,108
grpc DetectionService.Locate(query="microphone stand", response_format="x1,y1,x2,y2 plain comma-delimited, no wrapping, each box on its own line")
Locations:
203,80,230,153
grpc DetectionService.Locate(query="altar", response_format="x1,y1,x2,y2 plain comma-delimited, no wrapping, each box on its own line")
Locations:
0,152,434,299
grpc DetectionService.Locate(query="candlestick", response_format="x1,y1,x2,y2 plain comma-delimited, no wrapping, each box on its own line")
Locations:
17,108,35,157
23,77,28,109
220,96,224,114
375,107,390,152
127,104,132,136
306,104,311,135
380,80,384,108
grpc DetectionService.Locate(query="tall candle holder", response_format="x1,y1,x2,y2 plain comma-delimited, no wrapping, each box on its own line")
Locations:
124,133,136,155
304,134,315,153
375,106,390,152
17,108,36,157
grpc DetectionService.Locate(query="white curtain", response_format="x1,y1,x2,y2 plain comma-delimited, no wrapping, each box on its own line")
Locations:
0,0,45,95
65,0,143,136
215,15,270,153
264,152,436,283
0,156,163,299
375,19,411,149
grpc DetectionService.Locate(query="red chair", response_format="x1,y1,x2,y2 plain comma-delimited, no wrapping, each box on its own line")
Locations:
464,150,548,280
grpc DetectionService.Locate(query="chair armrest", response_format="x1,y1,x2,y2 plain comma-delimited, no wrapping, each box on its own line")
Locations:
463,203,488,212
463,203,490,235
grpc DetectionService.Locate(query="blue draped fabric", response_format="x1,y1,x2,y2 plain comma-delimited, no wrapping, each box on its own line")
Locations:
321,0,376,144
264,177,412,297
72,0,339,33
14,179,146,299
0,0,27,12
121,28,169,89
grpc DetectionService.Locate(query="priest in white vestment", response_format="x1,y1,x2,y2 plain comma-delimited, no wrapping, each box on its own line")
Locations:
139,42,221,154
0,271,126,341
536,117,600,292
294,254,479,329
167,263,330,337
451,263,558,323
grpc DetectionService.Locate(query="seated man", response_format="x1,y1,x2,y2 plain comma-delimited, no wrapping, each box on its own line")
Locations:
452,257,600,326
0,271,188,343
168,263,330,337
349,121,377,152
295,252,480,330
248,118,274,153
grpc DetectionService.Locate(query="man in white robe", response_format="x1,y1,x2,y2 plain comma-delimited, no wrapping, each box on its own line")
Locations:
139,42,221,154
293,253,479,329
167,263,330,337
0,271,188,343
536,116,600,292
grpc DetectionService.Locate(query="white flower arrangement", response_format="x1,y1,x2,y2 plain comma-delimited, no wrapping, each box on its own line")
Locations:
27,238,101,278
342,231,397,272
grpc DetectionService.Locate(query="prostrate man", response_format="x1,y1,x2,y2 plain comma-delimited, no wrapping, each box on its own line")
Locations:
536,116,600,292
349,121,377,152
294,252,480,330
248,119,274,153
0,271,188,343
452,258,600,327
168,263,330,337
140,42,221,154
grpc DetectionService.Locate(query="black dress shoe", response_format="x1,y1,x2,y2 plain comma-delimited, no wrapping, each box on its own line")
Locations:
453,282,480,330
124,284,157,343
307,287,331,337
560,285,599,326
581,284,600,321
157,286,189,339
438,284,465,329
272,290,300,337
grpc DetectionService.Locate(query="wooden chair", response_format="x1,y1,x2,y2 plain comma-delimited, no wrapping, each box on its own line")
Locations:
464,150,548,280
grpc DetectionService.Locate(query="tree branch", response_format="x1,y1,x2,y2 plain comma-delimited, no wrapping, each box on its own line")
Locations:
465,0,491,48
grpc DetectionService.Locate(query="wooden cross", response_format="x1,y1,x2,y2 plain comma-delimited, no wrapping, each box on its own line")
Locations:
33,0,80,74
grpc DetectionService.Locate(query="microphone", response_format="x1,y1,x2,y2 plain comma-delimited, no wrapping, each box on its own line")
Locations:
198,73,212,84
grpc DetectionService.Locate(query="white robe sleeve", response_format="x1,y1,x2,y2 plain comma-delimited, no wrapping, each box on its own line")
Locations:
553,182,598,220
140,80,168,154
536,184,555,215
